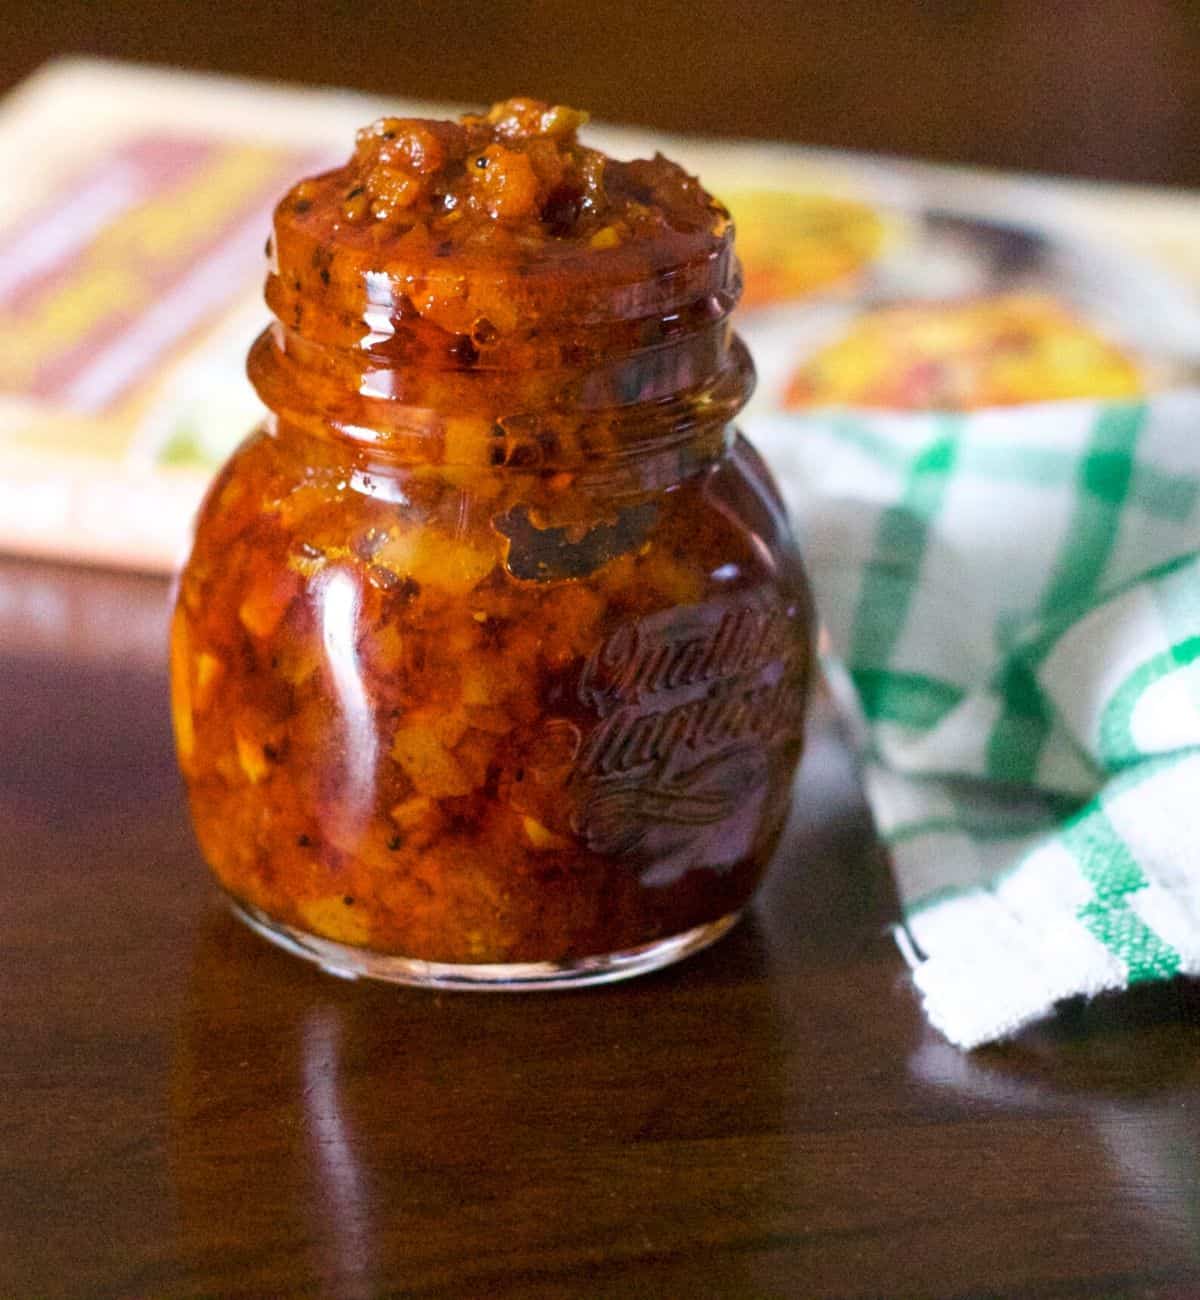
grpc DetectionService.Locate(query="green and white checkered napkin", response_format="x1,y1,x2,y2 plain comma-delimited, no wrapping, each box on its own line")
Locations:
751,393,1200,1048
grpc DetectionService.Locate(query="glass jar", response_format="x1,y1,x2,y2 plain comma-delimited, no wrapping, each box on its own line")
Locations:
170,102,817,987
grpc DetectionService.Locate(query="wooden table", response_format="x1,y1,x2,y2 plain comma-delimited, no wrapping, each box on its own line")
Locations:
4,5,1200,1291
3,554,1200,1299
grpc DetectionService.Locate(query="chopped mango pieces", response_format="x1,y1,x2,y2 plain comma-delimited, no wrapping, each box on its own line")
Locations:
168,608,194,763
521,815,572,851
391,718,479,798
238,571,298,639
193,652,223,712
298,895,372,946
389,795,444,850
374,527,497,596
235,729,272,784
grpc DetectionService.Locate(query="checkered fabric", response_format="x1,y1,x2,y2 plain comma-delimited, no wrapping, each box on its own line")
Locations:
751,393,1200,1047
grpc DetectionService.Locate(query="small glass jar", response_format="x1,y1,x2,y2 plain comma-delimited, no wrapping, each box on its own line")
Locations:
170,102,817,987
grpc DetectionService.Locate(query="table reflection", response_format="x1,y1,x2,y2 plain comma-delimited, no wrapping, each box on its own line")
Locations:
909,983,1200,1263
0,555,169,665
168,901,791,1294
165,694,901,1295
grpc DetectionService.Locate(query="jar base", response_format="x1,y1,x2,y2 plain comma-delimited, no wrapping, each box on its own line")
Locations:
228,896,742,990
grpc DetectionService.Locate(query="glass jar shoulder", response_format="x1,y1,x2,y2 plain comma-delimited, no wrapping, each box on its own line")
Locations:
180,423,809,645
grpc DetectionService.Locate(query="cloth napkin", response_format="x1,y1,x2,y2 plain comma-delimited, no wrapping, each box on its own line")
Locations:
751,393,1200,1048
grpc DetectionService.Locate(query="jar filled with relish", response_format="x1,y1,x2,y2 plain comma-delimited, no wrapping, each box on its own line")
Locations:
170,99,817,987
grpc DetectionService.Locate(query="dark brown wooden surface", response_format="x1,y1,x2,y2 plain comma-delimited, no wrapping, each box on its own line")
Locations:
2,554,1200,1300
4,10,1200,1295
2,0,1200,187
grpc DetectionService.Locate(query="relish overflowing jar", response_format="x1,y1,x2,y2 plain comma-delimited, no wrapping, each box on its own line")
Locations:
170,99,816,987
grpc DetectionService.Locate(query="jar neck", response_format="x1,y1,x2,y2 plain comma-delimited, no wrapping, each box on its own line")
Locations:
250,206,753,487
249,320,752,483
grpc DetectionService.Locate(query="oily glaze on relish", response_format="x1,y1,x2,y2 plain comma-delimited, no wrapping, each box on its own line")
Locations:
171,100,816,985
296,97,726,253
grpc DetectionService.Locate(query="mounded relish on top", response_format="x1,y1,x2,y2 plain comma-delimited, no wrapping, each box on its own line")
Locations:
284,97,729,263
